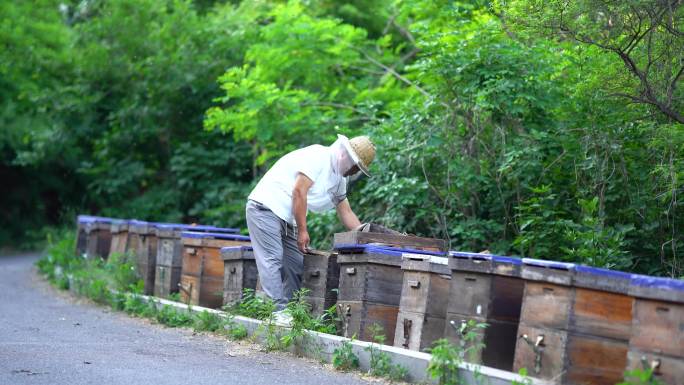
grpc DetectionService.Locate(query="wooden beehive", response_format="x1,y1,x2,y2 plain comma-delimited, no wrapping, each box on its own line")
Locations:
84,217,113,260
335,244,446,345
334,231,447,252
302,250,339,316
75,215,93,257
394,253,450,351
627,275,684,384
180,231,251,308
220,245,258,306
445,252,524,371
154,223,240,298
109,219,130,257
514,260,634,385
128,220,157,295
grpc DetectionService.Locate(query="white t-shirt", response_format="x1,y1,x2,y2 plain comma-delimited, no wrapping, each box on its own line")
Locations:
248,145,347,224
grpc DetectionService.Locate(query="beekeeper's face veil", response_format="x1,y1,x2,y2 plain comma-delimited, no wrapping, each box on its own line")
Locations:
330,135,359,177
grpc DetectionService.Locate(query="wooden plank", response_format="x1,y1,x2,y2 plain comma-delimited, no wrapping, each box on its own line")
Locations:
631,299,684,358
199,276,224,308
399,271,432,315
200,247,225,278
570,287,633,341
181,246,202,276
223,259,258,305
565,334,628,385
179,274,200,305
302,252,339,303
394,311,446,352
519,282,573,330
109,230,130,256
203,238,250,249
513,324,568,381
334,231,446,252
627,349,684,385
446,272,492,318
154,265,181,298
156,237,182,267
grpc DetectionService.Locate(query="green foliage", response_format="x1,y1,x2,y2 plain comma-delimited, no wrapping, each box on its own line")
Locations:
511,367,533,385
6,0,684,278
225,321,249,341
617,367,664,385
332,339,360,371
193,310,225,332
227,289,276,320
427,339,462,385
364,323,409,381
427,320,488,385
156,305,194,327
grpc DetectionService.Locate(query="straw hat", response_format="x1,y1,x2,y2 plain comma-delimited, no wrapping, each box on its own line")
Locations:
348,136,375,177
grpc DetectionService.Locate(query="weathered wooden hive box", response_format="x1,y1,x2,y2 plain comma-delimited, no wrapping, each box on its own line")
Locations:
445,252,524,371
180,231,251,308
334,230,447,252
627,274,684,384
108,219,130,257
75,215,94,256
394,252,450,351
514,259,634,385
335,243,446,346
155,223,239,299
302,250,340,316
84,216,113,260
127,220,158,295
220,245,257,306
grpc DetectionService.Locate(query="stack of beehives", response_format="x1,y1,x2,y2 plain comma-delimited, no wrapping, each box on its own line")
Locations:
75,215,683,384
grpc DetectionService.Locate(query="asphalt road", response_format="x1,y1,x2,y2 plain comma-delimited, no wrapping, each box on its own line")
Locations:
0,253,372,385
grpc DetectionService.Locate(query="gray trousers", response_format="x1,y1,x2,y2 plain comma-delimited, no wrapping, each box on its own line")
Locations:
245,200,303,310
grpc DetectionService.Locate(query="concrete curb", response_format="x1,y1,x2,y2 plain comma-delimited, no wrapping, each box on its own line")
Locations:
137,294,552,385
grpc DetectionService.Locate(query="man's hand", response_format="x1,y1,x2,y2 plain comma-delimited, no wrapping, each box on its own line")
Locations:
297,229,310,253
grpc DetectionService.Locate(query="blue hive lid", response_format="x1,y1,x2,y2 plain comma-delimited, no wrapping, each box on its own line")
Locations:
155,222,239,233
220,245,254,252
575,265,632,280
631,274,684,292
181,231,250,241
523,258,576,271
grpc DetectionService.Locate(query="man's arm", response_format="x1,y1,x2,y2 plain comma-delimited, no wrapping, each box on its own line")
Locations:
293,173,314,253
336,198,362,230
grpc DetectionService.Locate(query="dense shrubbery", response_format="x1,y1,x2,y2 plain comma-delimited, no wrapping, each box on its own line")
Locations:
3,0,682,277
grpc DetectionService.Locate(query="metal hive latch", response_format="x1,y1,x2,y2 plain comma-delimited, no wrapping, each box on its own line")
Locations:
519,334,545,374
402,319,413,348
337,304,352,338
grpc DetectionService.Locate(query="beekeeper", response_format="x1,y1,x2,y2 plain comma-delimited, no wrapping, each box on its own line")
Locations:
245,135,375,323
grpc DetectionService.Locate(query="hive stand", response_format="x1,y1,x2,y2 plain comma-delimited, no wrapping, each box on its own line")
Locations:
220,245,258,306
514,260,635,385
394,253,450,352
335,244,446,345
154,223,239,298
180,231,251,308
627,275,684,384
445,252,524,371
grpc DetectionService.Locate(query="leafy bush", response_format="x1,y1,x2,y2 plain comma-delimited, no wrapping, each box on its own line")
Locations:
193,310,225,332
332,339,360,371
